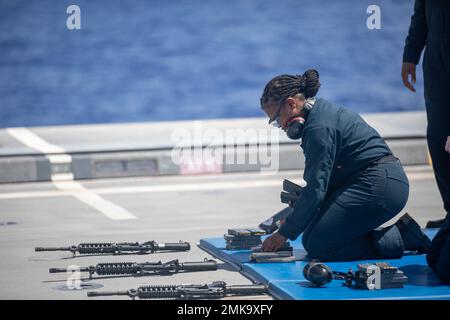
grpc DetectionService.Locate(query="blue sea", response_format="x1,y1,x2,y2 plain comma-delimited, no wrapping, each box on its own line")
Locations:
0,0,425,128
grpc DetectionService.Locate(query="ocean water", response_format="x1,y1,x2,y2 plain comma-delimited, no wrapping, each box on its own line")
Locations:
0,0,425,128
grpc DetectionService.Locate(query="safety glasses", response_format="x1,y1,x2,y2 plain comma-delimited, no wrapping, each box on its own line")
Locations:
268,101,285,128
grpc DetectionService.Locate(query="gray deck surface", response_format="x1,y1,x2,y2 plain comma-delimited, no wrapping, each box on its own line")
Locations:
0,166,443,299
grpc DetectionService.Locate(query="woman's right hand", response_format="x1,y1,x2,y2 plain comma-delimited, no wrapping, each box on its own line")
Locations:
401,62,417,92
261,232,286,252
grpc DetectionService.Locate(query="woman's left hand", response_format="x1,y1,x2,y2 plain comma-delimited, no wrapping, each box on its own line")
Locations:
261,232,287,252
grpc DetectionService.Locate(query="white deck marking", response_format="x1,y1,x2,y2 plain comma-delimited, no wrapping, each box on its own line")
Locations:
92,179,283,195
5,127,136,220
52,181,137,220
6,128,66,154
0,179,284,199
0,171,435,200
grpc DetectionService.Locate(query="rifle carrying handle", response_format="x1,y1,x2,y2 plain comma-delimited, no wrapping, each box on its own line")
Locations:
157,242,190,252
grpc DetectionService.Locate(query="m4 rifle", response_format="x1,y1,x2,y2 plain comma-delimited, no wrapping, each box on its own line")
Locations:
87,281,268,300
35,240,190,257
49,258,217,279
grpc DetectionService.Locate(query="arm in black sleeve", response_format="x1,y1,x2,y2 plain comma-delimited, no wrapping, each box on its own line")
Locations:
403,0,427,64
278,126,337,240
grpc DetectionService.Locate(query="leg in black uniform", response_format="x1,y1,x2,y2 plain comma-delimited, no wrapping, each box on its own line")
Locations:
423,37,450,227
301,161,428,261
426,217,450,283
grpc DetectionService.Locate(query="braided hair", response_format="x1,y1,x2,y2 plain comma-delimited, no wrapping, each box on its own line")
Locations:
260,69,321,108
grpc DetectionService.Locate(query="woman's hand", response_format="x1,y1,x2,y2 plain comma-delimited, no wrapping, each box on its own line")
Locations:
401,62,417,92
261,232,287,252
445,136,450,154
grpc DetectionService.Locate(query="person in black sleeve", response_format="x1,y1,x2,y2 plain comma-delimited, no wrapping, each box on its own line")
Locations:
401,0,450,229
427,218,450,283
260,70,431,261
428,142,450,283
401,0,450,283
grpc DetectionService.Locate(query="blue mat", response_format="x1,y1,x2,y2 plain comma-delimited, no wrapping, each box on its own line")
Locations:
198,235,307,270
199,229,450,300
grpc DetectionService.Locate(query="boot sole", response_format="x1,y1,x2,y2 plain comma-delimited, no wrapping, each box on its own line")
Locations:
398,213,431,252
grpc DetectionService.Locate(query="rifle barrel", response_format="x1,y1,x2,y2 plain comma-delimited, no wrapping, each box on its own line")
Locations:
87,290,129,297
156,242,190,252
49,268,67,273
49,267,91,273
35,247,71,252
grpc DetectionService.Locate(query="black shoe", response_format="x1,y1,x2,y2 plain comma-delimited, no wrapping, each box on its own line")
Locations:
395,213,431,253
425,218,446,229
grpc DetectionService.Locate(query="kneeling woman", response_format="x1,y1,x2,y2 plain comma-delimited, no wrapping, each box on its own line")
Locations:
260,70,430,261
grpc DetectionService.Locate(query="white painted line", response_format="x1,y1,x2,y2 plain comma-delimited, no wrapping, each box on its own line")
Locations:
6,128,74,176
0,179,284,200
51,173,75,181
53,181,137,220
94,179,283,195
47,154,72,164
0,190,73,199
5,128,66,154
0,170,435,201
5,127,136,220
92,171,434,195
137,225,230,234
